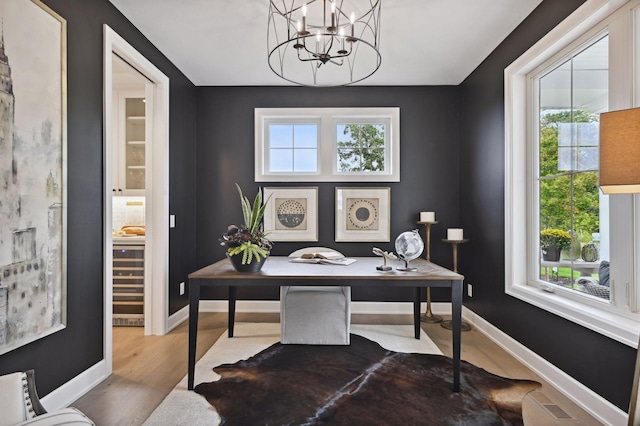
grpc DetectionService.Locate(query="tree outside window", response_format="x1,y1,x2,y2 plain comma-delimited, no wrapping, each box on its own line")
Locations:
336,124,386,173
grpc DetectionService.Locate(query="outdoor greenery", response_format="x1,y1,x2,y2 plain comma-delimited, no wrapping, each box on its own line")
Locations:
540,228,572,250
539,110,600,238
337,124,385,172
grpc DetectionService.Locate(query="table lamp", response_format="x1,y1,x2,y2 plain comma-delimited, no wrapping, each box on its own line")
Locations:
599,107,640,194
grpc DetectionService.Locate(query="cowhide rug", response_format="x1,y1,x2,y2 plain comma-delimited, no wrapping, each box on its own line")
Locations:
195,334,540,425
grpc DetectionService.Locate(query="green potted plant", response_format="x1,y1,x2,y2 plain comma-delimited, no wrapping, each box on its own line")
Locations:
220,184,273,272
540,228,571,261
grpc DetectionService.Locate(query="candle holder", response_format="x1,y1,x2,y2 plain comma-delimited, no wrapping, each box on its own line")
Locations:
417,221,441,323
441,238,471,331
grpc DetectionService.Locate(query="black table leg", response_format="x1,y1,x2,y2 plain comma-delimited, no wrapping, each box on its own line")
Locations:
451,279,462,392
228,286,237,338
414,287,421,339
187,278,201,391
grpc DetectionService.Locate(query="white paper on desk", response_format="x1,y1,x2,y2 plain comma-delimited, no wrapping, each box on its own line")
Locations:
290,257,357,266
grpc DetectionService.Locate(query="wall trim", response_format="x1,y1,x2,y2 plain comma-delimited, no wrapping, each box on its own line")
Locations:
167,305,189,332
197,300,452,316
464,308,627,425
40,361,108,412
103,24,171,380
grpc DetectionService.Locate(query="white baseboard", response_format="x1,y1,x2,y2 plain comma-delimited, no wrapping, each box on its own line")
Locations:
41,360,108,412
198,300,452,316
167,305,189,332
463,308,626,426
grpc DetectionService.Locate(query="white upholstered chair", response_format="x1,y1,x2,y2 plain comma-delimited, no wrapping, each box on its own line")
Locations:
0,370,94,426
281,247,351,345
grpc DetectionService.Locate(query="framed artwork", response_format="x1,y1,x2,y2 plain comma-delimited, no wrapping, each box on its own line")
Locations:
263,187,318,241
0,0,67,355
335,187,390,242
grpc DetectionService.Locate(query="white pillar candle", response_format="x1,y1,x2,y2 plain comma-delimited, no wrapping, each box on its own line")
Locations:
447,228,463,240
420,211,435,222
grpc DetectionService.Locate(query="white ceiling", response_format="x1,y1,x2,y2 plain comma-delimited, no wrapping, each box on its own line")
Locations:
107,0,543,86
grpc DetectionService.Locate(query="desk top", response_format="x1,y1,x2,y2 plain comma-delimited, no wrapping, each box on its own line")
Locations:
189,257,463,282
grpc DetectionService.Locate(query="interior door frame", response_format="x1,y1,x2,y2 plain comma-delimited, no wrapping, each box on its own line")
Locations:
103,25,170,374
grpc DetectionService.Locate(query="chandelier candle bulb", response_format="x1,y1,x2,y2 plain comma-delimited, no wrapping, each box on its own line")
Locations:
420,212,435,222
448,228,464,241
302,4,307,33
350,12,355,38
330,2,336,30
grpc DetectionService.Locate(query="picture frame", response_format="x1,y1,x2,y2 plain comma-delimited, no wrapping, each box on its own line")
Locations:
264,187,318,242
335,187,390,242
0,0,67,355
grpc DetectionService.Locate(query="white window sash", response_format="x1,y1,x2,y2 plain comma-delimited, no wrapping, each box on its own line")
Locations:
504,0,640,347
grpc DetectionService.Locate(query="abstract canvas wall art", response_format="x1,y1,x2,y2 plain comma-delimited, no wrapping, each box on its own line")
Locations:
0,0,67,354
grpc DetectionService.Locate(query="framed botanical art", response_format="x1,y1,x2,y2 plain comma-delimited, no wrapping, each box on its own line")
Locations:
0,0,67,355
335,187,390,242
264,187,318,241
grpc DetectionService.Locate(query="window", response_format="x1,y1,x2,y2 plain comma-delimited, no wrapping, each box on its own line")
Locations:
266,120,319,173
336,119,389,174
505,0,640,347
535,34,609,300
255,108,399,182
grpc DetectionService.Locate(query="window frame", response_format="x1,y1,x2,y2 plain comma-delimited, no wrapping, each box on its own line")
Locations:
505,0,640,348
255,107,400,182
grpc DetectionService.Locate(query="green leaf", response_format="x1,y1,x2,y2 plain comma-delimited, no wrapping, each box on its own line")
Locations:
250,190,262,234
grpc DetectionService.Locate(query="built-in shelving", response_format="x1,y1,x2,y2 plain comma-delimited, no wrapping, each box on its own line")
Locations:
113,91,146,195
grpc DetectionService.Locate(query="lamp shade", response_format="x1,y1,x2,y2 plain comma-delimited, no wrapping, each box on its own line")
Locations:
599,107,640,194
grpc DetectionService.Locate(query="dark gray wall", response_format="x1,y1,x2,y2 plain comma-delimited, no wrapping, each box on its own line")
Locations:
460,0,636,411
1,0,633,413
195,86,461,302
0,0,197,395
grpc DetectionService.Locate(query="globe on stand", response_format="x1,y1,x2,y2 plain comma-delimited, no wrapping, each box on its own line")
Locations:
395,230,424,271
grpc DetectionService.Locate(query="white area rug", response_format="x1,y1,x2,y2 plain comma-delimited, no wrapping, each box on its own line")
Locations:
143,323,442,425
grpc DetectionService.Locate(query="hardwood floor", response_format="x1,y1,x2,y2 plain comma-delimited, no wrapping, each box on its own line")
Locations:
73,313,603,425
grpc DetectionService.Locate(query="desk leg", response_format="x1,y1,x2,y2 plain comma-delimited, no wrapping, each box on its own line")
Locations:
414,287,421,339
188,278,201,391
228,286,237,338
451,279,462,392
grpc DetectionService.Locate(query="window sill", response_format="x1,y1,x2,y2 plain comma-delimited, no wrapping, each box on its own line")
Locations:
507,283,639,347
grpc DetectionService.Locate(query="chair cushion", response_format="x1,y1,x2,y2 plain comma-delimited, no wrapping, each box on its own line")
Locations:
281,286,350,345
577,277,610,299
0,372,31,426
15,408,95,426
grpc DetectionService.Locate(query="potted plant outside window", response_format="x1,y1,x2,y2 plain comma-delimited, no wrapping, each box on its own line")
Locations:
540,228,571,262
220,184,273,272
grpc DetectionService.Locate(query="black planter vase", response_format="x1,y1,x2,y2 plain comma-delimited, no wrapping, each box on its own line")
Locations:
542,247,561,262
228,253,268,273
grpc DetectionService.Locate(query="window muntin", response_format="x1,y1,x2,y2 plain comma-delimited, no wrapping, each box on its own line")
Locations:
255,108,400,182
535,35,610,300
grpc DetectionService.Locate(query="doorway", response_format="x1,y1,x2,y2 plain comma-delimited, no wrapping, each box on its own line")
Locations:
103,25,170,375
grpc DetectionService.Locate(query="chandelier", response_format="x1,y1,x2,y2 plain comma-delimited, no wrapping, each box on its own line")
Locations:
268,0,382,86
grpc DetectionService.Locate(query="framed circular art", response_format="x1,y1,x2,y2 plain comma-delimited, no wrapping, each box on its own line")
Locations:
335,187,390,242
